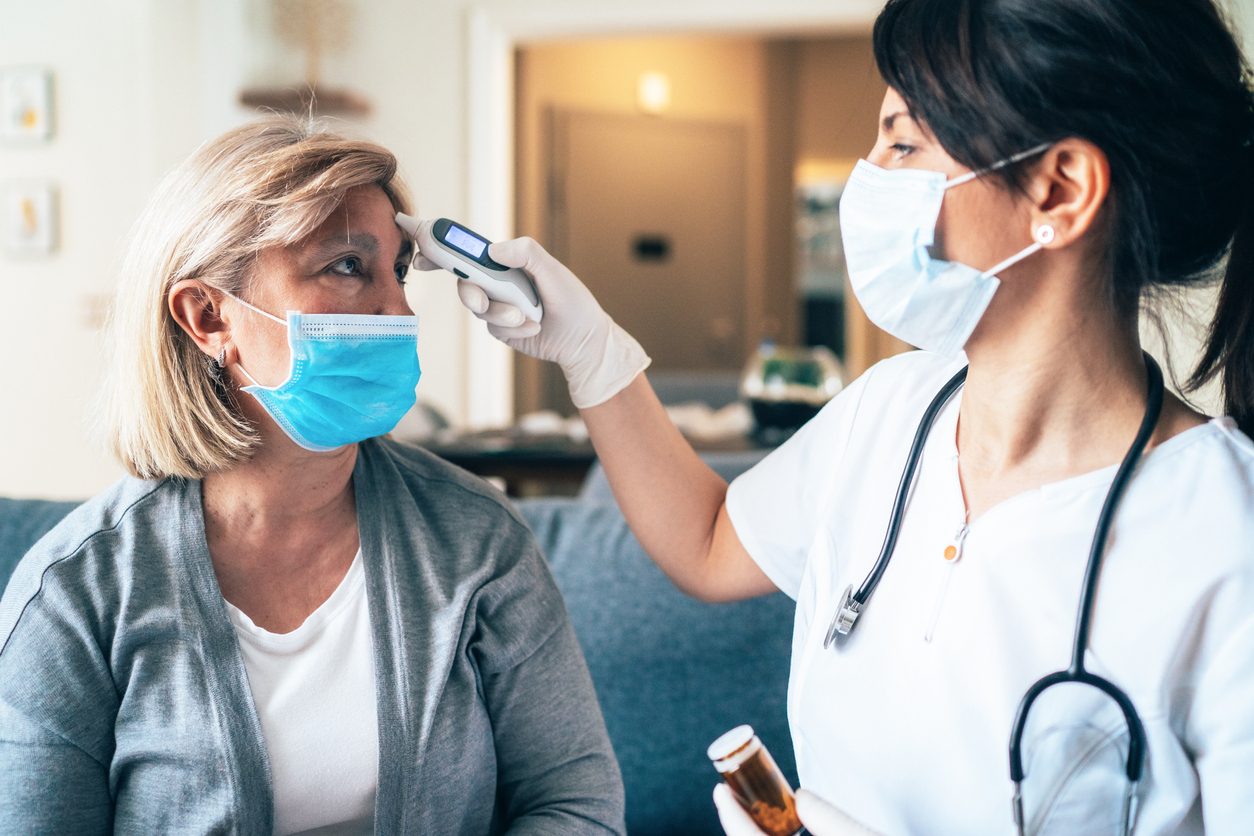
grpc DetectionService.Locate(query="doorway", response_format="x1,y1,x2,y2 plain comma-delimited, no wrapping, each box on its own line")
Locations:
539,110,748,411
512,31,904,418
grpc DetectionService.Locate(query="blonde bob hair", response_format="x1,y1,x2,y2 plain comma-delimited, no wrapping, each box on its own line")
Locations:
102,115,412,480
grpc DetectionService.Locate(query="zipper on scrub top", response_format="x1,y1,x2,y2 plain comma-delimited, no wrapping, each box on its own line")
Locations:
924,523,968,643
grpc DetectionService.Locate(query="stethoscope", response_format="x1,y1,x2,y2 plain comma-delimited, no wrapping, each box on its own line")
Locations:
823,353,1164,836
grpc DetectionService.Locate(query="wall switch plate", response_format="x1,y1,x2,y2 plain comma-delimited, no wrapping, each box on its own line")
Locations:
3,180,58,256
1,66,54,142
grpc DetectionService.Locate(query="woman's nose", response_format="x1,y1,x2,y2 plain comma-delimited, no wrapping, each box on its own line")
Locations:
362,261,413,316
376,279,415,317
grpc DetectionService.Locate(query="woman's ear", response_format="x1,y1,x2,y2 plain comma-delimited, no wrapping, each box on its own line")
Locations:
169,280,230,360
1028,138,1110,248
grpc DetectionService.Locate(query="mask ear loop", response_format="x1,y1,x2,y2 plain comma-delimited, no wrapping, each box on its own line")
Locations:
937,143,1055,279
979,224,1056,279
232,363,261,387
944,143,1053,189
211,345,261,387
221,292,288,386
225,292,290,327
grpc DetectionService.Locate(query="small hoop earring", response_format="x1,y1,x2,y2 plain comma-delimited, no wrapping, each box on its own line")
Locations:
208,348,227,384
1035,224,1056,245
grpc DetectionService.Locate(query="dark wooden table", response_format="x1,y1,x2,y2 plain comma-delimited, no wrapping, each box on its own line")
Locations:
416,431,596,497
416,430,773,497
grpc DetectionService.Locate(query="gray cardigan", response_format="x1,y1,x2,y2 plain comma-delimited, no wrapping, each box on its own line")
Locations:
0,438,625,835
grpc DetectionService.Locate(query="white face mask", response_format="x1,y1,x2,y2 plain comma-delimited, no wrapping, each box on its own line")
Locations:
838,145,1053,356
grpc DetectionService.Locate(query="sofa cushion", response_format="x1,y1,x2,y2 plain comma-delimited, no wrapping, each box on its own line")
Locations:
579,451,771,506
0,498,81,590
518,498,797,836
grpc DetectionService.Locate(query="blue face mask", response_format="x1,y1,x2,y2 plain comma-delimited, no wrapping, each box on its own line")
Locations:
226,295,421,452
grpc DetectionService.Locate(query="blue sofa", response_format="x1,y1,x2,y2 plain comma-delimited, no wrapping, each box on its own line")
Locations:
0,458,796,835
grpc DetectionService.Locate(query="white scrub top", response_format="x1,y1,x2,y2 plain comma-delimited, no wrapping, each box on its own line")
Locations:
726,351,1254,836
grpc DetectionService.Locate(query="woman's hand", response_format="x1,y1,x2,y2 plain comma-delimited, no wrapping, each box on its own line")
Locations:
450,236,650,409
713,783,885,836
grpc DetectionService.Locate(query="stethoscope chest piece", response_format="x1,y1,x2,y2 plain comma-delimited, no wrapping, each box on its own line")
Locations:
823,585,860,648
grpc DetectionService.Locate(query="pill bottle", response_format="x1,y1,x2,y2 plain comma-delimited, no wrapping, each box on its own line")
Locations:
708,724,803,836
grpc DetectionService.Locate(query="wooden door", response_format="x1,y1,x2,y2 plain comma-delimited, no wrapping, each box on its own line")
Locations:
538,109,748,413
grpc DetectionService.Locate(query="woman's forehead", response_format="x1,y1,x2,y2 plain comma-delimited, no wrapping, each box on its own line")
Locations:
879,88,915,128
298,185,406,255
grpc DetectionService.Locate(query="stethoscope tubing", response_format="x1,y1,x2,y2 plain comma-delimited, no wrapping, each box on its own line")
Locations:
1069,355,1165,679
823,367,968,644
1008,354,1162,787
854,367,969,608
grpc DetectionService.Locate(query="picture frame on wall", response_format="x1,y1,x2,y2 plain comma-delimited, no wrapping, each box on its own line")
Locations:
1,66,55,143
3,179,59,256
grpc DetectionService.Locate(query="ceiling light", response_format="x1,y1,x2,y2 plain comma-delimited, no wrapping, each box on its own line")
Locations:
637,71,671,114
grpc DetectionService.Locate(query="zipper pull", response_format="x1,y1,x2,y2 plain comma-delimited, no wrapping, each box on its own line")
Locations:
943,523,969,564
925,524,968,644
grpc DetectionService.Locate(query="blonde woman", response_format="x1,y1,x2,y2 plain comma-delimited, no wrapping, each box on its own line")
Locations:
0,117,624,835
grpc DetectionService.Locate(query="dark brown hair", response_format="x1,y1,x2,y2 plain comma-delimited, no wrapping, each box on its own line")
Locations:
874,0,1254,434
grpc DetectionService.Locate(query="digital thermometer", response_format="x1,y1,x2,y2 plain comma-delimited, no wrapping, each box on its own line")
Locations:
395,213,544,323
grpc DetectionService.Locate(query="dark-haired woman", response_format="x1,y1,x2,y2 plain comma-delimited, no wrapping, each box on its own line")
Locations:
445,0,1254,833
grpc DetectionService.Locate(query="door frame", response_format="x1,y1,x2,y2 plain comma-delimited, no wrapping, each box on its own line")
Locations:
463,0,879,427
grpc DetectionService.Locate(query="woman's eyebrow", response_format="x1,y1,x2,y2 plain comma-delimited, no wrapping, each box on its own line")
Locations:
883,111,912,132
308,233,381,261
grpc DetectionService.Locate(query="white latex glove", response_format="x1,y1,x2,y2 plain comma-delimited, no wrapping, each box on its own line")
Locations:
713,783,884,836
449,237,651,410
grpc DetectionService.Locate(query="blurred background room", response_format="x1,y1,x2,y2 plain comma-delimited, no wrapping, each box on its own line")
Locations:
3,0,1252,501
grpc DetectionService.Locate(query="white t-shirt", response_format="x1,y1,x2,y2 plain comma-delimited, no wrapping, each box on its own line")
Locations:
726,351,1254,836
226,551,378,836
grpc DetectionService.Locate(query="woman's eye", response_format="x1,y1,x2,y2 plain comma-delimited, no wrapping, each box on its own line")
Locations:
395,263,409,285
891,142,916,157
329,256,363,276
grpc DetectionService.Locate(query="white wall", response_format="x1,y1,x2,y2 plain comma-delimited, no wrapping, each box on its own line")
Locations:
0,0,201,499
1230,0,1254,44
0,0,481,498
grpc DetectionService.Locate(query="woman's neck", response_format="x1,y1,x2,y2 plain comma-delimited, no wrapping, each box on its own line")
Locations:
200,426,361,632
955,276,1171,521
202,435,358,529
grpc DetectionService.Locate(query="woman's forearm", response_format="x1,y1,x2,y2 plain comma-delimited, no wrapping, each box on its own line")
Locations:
0,707,112,834
456,237,776,600
489,621,625,835
580,374,777,603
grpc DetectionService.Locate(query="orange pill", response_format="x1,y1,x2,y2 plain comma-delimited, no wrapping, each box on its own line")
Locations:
943,545,958,562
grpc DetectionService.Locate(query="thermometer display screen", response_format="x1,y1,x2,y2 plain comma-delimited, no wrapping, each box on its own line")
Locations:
443,225,488,258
